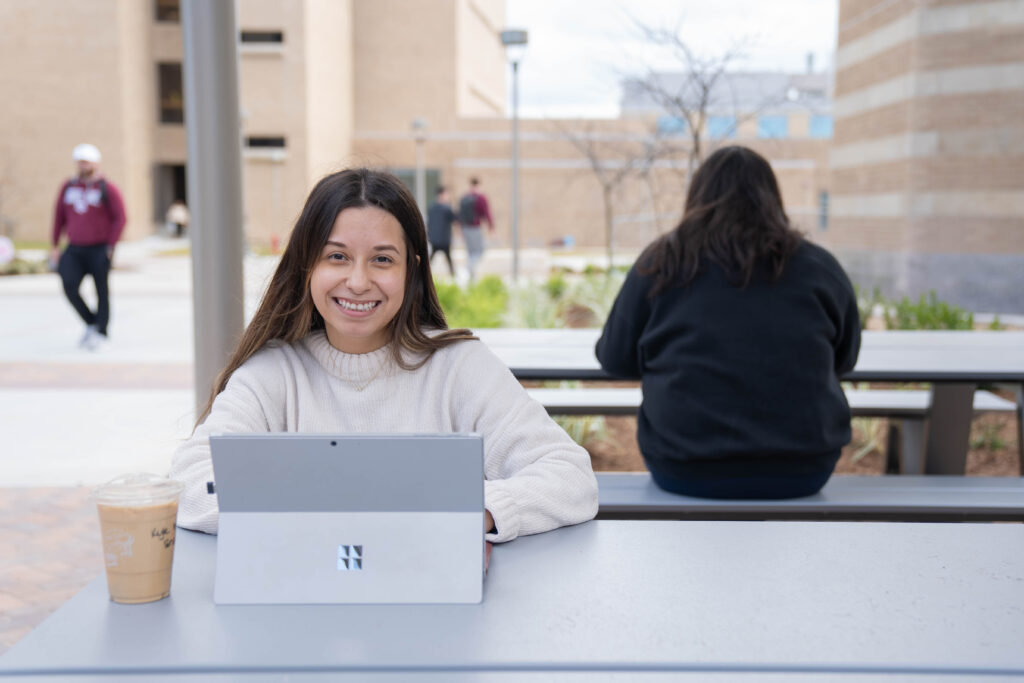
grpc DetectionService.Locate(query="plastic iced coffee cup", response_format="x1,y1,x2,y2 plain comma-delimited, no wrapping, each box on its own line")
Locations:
92,473,185,604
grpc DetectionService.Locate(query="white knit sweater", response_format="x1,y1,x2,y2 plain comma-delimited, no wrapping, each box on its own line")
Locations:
169,330,598,542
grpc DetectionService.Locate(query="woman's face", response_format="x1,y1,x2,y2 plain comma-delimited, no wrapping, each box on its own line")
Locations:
310,206,408,354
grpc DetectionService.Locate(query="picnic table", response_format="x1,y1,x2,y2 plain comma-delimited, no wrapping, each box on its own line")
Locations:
2,521,1022,679
475,329,1024,475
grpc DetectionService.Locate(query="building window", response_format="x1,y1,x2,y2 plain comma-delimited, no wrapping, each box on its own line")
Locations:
656,116,687,136
757,115,788,139
158,63,184,124
818,191,829,230
809,115,833,139
241,31,284,43
154,0,179,22
389,168,441,210
246,136,286,148
706,116,736,139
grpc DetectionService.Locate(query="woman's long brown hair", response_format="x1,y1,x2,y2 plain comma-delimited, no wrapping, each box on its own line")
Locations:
639,145,802,297
195,168,475,426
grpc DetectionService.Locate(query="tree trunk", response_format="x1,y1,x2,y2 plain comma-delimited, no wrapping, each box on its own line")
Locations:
603,186,614,271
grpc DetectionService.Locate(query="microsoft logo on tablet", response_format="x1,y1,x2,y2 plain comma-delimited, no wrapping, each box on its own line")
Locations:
337,544,363,571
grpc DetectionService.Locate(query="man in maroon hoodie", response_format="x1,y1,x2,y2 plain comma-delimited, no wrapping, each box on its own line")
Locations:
51,144,127,350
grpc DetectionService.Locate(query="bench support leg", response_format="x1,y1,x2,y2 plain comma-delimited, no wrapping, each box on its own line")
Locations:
924,383,976,475
898,420,925,474
1015,383,1024,475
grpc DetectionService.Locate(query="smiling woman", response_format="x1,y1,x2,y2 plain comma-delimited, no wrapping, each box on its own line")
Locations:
169,168,598,544
310,206,408,354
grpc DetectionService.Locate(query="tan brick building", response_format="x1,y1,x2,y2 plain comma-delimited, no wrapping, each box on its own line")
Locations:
829,0,1024,313
8,0,1017,313
0,0,830,261
0,0,507,247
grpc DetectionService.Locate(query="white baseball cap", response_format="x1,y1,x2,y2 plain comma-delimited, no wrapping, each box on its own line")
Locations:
72,143,102,163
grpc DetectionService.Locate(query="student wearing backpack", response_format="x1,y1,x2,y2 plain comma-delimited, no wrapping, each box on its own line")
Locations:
51,143,127,350
457,177,494,281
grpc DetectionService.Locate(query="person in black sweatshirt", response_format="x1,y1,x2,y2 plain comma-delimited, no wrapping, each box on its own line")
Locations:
596,146,861,499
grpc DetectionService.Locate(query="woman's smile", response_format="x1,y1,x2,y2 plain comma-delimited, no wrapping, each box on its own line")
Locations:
334,297,381,315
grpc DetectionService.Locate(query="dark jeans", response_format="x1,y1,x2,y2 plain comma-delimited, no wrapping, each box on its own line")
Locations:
58,244,111,335
429,243,454,276
650,467,833,500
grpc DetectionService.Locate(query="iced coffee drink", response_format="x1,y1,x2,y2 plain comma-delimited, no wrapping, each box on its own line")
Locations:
93,473,184,604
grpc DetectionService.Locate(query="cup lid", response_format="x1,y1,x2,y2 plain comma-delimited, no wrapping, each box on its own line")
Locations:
92,472,185,506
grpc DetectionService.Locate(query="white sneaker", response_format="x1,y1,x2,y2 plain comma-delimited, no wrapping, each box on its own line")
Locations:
90,332,109,351
80,326,108,351
79,325,99,349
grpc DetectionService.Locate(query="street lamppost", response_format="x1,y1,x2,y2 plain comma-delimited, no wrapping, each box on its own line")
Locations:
410,117,428,220
500,28,527,282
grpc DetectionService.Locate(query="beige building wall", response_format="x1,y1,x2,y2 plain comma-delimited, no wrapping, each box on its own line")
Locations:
831,0,1024,312
304,0,354,183
353,116,830,252
456,0,506,117
353,0,460,134
0,0,150,243
0,0,358,246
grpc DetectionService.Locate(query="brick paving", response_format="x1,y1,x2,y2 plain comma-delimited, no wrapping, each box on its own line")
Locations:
0,362,193,389
0,487,102,656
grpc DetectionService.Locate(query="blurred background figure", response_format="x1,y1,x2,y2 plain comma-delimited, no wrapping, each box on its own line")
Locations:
50,143,127,351
427,185,458,276
165,199,190,238
458,177,494,282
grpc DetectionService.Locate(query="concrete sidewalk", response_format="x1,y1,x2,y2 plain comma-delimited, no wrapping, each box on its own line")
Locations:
0,237,274,487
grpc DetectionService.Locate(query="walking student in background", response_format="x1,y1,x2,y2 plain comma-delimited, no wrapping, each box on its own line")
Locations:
457,177,494,281
50,143,127,350
596,146,861,500
426,185,457,276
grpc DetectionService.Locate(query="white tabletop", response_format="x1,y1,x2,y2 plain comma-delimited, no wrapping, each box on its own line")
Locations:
474,329,1024,382
2,521,1023,678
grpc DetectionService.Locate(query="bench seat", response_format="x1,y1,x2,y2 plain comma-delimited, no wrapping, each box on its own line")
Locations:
527,387,1017,417
596,472,1024,522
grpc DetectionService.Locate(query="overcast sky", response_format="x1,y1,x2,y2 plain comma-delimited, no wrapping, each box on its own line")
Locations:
504,0,840,118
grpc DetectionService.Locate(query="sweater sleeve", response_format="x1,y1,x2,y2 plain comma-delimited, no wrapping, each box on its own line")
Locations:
476,194,493,228
103,180,128,246
833,269,862,376
595,265,651,379
168,360,281,534
451,342,598,543
52,183,67,247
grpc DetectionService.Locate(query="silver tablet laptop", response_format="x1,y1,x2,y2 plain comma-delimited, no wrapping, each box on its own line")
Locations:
209,433,485,605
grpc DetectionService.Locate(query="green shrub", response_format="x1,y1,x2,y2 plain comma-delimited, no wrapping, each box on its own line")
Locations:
505,284,562,329
970,422,1006,451
545,381,607,446
544,272,568,301
434,275,508,328
554,414,606,446
854,285,884,329
0,257,48,276
883,290,973,330
562,270,626,326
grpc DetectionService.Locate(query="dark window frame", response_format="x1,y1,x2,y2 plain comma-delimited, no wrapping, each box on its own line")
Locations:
240,30,285,43
246,136,287,148
154,0,180,23
157,62,184,125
